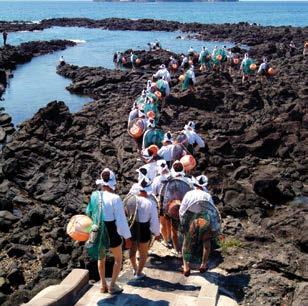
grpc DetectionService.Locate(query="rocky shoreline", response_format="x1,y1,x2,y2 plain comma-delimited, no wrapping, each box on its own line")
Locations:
1,17,308,48
0,21,307,306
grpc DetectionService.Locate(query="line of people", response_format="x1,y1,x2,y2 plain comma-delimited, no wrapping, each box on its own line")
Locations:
84,57,221,295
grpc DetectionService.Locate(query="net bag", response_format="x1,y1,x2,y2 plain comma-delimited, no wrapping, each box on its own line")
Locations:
128,118,146,139
143,128,164,149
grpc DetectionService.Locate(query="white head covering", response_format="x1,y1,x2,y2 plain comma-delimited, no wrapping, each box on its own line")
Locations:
136,166,148,181
159,64,166,69
193,175,208,191
96,168,116,190
163,131,173,144
184,121,195,131
138,110,146,118
147,118,156,129
157,159,169,175
170,160,185,177
138,177,152,193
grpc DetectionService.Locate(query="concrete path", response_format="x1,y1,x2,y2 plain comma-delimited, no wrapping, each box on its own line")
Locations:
75,242,238,306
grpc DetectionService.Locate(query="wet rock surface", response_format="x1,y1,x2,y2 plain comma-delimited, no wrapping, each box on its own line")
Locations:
0,23,307,305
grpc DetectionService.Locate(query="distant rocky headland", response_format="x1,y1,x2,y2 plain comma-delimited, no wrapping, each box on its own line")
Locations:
93,0,238,2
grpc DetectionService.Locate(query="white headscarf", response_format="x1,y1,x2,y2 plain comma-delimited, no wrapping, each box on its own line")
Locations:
170,160,185,178
193,175,208,191
184,121,195,131
138,177,153,193
96,168,117,190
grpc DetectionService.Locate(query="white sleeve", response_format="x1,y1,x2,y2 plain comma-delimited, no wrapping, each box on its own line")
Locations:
192,71,196,84
149,202,160,236
165,83,170,96
157,146,166,159
152,177,160,196
179,193,190,219
114,197,131,239
194,133,205,148
153,70,160,78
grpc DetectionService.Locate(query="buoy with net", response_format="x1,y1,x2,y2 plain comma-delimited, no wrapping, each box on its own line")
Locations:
250,63,257,71
179,74,185,82
216,54,222,61
148,144,159,156
122,57,127,64
180,155,197,172
136,58,141,65
147,110,155,119
128,118,145,139
267,67,276,76
233,58,239,65
66,215,93,242
155,91,162,100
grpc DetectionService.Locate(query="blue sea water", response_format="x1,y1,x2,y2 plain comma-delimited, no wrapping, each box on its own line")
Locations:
0,1,307,124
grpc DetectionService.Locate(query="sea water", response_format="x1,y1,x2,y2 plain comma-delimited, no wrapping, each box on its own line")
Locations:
0,1,307,124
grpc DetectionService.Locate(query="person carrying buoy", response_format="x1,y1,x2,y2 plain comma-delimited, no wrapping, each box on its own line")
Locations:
180,54,189,70
199,47,210,72
289,40,296,56
182,121,205,154
156,75,170,98
179,175,217,277
128,102,140,127
257,57,271,82
152,160,172,248
113,52,118,69
86,168,132,294
116,51,124,70
153,64,171,83
182,66,196,92
130,52,138,71
129,177,160,280
157,132,174,168
240,53,256,83
169,56,178,74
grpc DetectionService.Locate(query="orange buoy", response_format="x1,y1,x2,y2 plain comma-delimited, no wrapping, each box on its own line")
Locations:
188,59,193,66
167,200,181,220
122,57,127,64
148,144,159,156
233,58,239,65
216,54,222,61
129,124,144,139
66,215,93,242
179,74,185,82
147,110,155,119
180,155,197,172
267,67,276,76
172,63,178,70
155,91,162,100
151,82,157,89
136,58,141,65
250,63,257,71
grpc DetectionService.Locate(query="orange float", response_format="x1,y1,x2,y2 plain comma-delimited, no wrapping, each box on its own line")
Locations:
129,124,143,139
267,67,276,76
178,74,185,82
172,63,178,70
155,91,162,100
148,144,159,156
180,155,197,172
250,63,257,71
136,58,141,65
216,54,222,61
147,110,155,119
188,59,193,66
167,200,181,220
66,215,93,242
233,58,239,65
122,57,127,64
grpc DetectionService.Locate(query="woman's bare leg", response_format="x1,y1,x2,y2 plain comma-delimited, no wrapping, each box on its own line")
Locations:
129,241,138,274
136,242,149,275
109,245,123,288
98,257,107,288
200,240,211,268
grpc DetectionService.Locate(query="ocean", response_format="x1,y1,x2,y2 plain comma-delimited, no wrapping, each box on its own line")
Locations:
0,1,307,124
